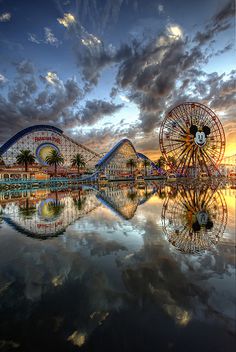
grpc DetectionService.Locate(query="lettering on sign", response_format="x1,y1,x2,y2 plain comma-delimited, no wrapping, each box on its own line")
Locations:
34,136,61,144
37,220,63,228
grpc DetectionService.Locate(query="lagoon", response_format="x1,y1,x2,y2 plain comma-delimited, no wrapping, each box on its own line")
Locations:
0,180,235,351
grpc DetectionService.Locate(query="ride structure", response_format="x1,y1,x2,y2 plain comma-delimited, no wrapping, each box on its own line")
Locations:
159,102,225,177
0,125,100,170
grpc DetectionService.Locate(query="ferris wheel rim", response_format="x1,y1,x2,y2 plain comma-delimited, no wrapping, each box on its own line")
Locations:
161,184,228,254
159,102,226,175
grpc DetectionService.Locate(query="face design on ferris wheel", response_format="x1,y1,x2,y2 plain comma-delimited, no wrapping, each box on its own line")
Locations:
190,124,211,147
192,211,214,232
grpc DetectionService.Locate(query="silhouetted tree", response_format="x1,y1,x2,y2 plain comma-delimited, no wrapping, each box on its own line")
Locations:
71,153,86,176
45,150,64,176
16,150,35,172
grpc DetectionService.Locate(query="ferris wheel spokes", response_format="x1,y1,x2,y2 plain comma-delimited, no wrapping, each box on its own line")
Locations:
159,102,225,176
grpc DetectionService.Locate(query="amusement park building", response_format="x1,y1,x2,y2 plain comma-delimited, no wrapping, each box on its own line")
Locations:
96,138,138,176
0,125,156,176
95,139,157,176
0,125,100,169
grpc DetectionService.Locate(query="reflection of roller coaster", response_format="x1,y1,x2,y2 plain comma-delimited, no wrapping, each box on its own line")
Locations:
2,189,100,239
0,183,157,239
97,183,156,220
161,183,228,253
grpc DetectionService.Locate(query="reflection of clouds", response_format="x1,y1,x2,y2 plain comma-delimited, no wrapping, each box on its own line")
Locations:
0,230,73,301
73,231,127,256
118,190,235,334
67,330,87,347
121,229,235,334
0,184,235,349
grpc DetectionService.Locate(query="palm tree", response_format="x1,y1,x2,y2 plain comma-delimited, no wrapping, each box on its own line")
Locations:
155,156,166,170
19,198,37,219
73,191,86,211
142,159,150,176
71,153,86,176
127,189,138,201
16,149,35,172
47,200,64,218
167,156,176,168
0,208,3,228
45,150,64,176
126,159,137,177
0,156,5,166
158,189,167,199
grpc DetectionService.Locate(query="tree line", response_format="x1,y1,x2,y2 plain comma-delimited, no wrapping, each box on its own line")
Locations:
15,149,85,177
6,149,176,177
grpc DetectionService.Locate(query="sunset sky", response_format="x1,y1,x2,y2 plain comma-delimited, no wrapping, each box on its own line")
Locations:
0,0,235,159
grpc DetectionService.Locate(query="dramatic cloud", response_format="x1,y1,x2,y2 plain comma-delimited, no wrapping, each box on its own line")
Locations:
194,0,234,46
0,12,11,22
0,69,82,141
43,71,61,85
81,34,101,47
166,24,183,40
28,29,61,47
212,0,235,24
64,1,125,35
66,125,126,153
44,27,61,47
158,4,164,14
76,43,133,88
0,65,125,144
57,13,76,28
0,73,7,86
208,71,236,112
78,100,123,126
119,95,130,103
28,33,41,44
104,2,235,142
114,34,192,133
0,0,234,158
15,60,35,75
57,11,132,88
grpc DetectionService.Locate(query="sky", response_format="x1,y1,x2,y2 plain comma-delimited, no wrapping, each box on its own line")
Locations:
0,0,235,159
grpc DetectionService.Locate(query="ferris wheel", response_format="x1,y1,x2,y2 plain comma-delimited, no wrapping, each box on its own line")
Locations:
159,102,225,176
161,183,227,254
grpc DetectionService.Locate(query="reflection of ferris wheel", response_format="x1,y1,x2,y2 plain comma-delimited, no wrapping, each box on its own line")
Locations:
159,102,225,175
161,184,227,253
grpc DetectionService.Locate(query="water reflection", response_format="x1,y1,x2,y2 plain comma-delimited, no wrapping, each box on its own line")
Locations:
97,184,155,220
0,181,235,351
1,188,100,239
0,181,230,254
0,183,157,239
161,182,228,253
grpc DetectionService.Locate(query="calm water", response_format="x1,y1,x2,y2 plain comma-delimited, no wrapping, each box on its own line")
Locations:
0,180,235,352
